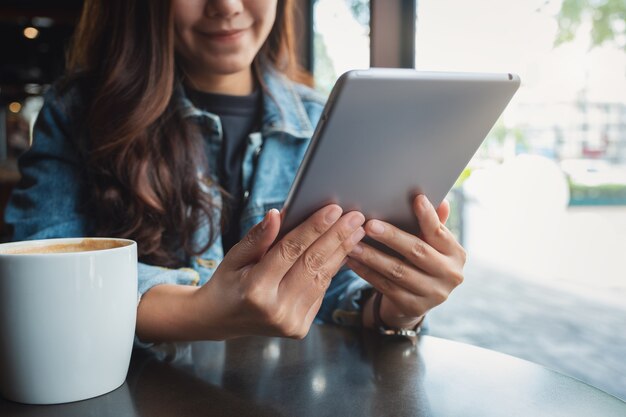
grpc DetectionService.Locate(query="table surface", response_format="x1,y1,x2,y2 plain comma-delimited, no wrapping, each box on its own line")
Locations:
1,325,625,417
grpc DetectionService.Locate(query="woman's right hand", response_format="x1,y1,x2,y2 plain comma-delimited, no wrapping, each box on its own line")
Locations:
192,205,365,340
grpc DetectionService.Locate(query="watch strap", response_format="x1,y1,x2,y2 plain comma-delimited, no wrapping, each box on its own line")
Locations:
373,290,421,338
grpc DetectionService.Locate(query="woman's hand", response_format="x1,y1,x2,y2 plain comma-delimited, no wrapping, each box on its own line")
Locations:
192,205,366,340
346,195,466,330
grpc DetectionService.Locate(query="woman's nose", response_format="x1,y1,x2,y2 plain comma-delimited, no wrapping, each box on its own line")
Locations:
204,0,244,19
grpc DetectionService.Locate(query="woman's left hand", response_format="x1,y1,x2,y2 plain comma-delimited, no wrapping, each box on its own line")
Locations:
346,194,466,330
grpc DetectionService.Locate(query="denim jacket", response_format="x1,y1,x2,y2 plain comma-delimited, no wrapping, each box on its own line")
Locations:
5,65,372,332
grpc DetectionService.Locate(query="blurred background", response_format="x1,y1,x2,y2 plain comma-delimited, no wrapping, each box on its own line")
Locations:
1,0,624,401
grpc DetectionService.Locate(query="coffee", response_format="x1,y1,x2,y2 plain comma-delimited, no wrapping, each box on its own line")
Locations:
0,236,137,404
0,238,130,255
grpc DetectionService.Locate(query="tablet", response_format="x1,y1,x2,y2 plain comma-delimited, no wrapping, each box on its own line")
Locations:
279,68,520,243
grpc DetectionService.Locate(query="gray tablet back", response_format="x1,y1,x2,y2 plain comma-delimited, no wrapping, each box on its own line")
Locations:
280,69,520,238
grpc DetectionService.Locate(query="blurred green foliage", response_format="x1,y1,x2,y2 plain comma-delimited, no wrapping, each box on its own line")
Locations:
454,167,473,188
555,0,626,51
568,179,626,205
347,0,370,27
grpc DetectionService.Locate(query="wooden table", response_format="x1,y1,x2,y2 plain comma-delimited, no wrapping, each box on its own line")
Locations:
1,324,624,416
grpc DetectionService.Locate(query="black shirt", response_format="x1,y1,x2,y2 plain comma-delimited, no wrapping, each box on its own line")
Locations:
185,87,262,253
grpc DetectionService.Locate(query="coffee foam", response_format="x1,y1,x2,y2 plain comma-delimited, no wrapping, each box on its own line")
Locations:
0,239,130,255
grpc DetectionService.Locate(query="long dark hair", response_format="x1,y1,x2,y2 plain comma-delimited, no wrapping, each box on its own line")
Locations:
66,0,311,267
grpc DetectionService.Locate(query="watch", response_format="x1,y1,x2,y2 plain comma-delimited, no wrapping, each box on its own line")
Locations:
373,291,421,338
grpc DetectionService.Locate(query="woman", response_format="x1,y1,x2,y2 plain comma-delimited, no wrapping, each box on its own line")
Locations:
5,0,466,343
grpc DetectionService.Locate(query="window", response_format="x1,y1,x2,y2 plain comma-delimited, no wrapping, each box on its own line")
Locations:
312,0,370,94
416,0,626,400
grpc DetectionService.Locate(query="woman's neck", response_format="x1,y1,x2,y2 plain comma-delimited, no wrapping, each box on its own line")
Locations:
182,66,254,96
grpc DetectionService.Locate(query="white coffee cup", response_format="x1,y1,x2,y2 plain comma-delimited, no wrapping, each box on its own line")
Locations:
0,237,138,404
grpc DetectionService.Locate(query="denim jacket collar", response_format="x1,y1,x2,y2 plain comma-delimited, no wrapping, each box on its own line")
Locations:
175,63,315,140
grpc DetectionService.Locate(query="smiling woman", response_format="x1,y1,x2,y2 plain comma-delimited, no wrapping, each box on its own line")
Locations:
173,0,278,93
62,0,310,268
5,0,465,347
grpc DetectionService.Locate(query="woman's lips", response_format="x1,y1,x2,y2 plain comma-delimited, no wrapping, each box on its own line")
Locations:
198,29,246,42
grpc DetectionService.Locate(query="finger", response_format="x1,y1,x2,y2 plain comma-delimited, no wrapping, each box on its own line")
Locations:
345,258,432,318
285,225,364,339
363,219,457,275
293,227,365,325
436,199,450,224
279,212,366,306
223,208,281,270
257,204,343,285
414,195,460,255
348,241,436,297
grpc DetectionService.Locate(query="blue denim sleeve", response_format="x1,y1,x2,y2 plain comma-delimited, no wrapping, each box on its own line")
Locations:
5,88,90,240
315,266,373,327
4,86,200,304
315,267,431,333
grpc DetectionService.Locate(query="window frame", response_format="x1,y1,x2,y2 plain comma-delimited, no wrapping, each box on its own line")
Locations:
297,0,417,71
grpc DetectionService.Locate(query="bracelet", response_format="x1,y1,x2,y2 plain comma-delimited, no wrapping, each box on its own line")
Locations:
373,291,421,338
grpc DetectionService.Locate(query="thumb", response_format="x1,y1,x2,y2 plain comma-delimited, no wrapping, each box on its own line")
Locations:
224,208,280,269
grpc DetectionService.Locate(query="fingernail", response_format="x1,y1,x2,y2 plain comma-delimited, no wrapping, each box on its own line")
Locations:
420,195,431,210
369,220,385,234
325,206,342,224
261,210,273,230
349,212,365,228
351,243,364,255
350,227,366,244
